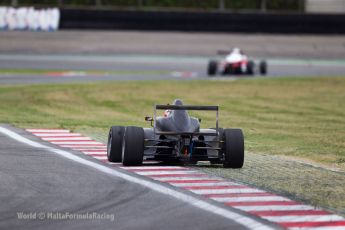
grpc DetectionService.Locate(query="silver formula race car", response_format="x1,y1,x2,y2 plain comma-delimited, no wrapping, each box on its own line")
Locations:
107,99,244,168
208,48,267,76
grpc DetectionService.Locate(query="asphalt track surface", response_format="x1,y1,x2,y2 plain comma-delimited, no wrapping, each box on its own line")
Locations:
1,31,345,84
0,54,345,84
2,31,345,59
2,126,345,230
0,125,274,230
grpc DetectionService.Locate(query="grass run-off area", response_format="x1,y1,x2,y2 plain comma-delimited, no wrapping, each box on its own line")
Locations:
0,76,344,170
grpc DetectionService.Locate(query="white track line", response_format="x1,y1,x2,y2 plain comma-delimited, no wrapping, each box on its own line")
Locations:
27,129,70,133
142,160,160,164
33,133,82,137
42,137,93,141
190,188,266,195
154,176,219,181
171,182,240,187
61,145,106,148
211,196,291,202
0,127,275,230
73,148,107,151
263,215,344,223
290,227,345,230
83,151,107,155
92,156,108,160
235,205,319,212
107,162,122,165
51,141,103,145
120,166,185,170
135,170,199,175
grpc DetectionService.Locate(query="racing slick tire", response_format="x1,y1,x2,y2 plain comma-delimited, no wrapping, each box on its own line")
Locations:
208,60,218,76
260,60,267,75
246,61,255,75
222,129,244,168
107,126,125,162
122,126,144,166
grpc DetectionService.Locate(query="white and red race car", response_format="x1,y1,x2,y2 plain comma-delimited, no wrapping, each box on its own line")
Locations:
207,48,267,76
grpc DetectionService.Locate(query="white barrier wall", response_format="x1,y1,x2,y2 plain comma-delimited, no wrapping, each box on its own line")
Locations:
0,7,60,31
306,0,345,13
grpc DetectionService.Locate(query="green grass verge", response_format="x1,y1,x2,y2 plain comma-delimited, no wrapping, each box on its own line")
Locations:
0,76,344,169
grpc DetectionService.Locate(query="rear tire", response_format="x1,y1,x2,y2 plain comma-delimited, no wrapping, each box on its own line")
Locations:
208,60,218,76
246,61,255,75
260,60,267,75
222,129,244,168
122,126,144,166
107,126,125,162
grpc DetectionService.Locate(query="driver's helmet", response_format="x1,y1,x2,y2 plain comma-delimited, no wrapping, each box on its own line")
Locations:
233,48,242,54
164,110,171,117
163,99,183,117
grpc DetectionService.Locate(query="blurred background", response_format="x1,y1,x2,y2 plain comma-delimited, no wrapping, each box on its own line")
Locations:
2,0,307,12
2,0,345,33
3,0,344,13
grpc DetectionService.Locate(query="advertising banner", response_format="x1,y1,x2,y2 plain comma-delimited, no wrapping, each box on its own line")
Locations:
0,7,60,31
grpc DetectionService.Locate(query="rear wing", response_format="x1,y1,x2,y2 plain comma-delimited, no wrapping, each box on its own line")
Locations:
154,104,219,136
217,50,231,55
156,105,218,111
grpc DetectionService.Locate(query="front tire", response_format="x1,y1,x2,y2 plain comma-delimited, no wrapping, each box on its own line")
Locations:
208,60,218,76
260,60,267,75
122,126,144,166
107,126,125,162
246,61,255,75
222,129,244,168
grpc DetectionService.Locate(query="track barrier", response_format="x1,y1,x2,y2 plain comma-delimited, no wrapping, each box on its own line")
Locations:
60,9,345,34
